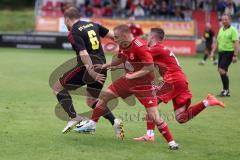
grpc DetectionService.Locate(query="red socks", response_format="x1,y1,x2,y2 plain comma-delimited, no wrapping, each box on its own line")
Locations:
176,102,205,123
157,122,173,143
146,113,173,143
146,113,155,130
91,102,107,122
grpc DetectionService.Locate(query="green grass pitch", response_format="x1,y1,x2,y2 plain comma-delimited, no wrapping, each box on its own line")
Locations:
0,47,240,160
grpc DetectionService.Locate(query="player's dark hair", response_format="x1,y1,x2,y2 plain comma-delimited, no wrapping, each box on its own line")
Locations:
64,7,80,20
113,24,131,34
151,28,165,40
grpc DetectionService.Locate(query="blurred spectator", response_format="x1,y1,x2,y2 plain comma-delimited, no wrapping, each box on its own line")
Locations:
149,0,160,16
134,4,145,17
159,1,170,17
199,0,212,11
93,0,101,8
174,6,185,19
217,0,226,14
102,3,113,17
224,0,237,16
84,2,93,17
112,0,122,17
41,0,218,19
125,0,135,16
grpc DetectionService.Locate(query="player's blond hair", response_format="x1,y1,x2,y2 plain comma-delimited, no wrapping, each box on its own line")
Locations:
113,25,131,34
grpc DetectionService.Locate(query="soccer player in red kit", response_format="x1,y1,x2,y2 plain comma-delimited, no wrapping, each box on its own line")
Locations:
128,16,144,38
76,25,179,149
133,28,225,142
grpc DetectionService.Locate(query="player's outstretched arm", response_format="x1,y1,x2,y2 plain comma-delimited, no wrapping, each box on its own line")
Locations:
79,50,106,84
125,64,154,80
96,57,123,70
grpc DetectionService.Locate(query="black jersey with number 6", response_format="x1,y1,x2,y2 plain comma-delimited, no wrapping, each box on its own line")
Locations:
68,20,109,64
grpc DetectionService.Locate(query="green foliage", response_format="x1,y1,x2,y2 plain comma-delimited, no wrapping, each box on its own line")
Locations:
0,10,35,32
0,0,35,9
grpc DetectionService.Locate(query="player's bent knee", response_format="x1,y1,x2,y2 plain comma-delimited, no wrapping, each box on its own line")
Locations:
100,89,117,101
86,97,97,107
218,68,226,75
176,117,187,124
175,113,188,124
53,81,63,95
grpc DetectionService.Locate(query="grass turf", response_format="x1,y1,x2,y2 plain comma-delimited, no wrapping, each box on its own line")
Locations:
0,47,240,160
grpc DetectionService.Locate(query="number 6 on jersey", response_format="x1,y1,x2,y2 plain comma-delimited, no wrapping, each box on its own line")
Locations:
88,30,99,50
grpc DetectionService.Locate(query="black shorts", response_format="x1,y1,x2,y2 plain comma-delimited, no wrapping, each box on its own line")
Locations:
218,51,234,71
205,43,212,53
59,66,107,98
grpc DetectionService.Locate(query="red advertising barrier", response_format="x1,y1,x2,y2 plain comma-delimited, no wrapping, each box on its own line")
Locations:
92,18,195,37
36,16,195,37
162,40,196,56
102,38,196,56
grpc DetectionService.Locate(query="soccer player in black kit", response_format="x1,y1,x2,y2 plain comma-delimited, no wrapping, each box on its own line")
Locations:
199,23,217,65
52,7,123,138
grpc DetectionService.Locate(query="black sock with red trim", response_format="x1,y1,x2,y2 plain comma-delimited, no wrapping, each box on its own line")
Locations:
56,90,77,118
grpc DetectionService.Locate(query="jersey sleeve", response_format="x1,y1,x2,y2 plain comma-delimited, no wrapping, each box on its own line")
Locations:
138,27,144,35
97,24,109,37
72,33,86,53
136,46,153,64
232,27,239,41
133,39,153,64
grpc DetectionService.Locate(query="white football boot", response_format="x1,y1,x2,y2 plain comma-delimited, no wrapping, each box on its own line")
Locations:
113,119,124,140
62,115,85,134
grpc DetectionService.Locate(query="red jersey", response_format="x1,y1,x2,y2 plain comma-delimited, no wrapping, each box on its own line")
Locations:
127,24,144,38
149,42,187,83
118,38,154,81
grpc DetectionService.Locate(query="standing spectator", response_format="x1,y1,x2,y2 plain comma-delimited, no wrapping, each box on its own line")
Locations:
134,4,145,17
112,0,122,17
224,0,237,16
127,16,144,37
84,2,93,17
199,23,217,65
217,0,227,14
174,6,185,20
149,0,160,16
159,1,170,17
125,0,135,16
93,0,101,8
210,14,239,97
102,3,113,17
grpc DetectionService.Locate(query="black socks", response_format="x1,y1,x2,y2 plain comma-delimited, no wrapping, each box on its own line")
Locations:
220,74,229,90
56,90,77,118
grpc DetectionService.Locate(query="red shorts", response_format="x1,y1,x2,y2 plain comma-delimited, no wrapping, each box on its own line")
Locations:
158,81,192,111
108,76,158,108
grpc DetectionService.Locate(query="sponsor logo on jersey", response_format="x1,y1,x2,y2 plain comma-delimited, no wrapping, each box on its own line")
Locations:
125,61,134,72
130,53,134,60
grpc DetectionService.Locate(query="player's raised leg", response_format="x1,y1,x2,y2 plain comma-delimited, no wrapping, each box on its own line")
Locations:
174,94,224,124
